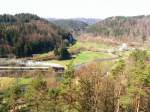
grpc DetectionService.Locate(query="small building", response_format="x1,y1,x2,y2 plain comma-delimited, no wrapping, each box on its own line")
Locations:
119,43,128,51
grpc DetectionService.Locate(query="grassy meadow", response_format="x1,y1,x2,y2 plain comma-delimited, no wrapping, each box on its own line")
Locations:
33,41,115,67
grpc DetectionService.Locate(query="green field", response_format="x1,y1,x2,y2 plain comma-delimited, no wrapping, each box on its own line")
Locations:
50,51,112,66
32,41,114,67
33,41,113,60
32,41,114,66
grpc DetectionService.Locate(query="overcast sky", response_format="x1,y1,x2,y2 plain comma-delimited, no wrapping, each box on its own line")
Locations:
0,0,150,19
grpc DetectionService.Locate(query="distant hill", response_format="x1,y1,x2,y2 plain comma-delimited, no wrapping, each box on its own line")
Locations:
47,18,57,21
48,19,88,32
87,15,150,41
0,13,70,57
73,18,101,25
47,18,101,25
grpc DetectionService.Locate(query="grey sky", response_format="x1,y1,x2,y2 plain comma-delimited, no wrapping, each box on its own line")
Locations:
0,0,150,19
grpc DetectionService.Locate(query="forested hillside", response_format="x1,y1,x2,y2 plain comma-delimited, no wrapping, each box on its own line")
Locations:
50,19,88,32
87,15,150,41
0,13,73,57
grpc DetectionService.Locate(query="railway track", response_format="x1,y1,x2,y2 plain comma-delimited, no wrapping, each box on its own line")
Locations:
0,66,64,73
